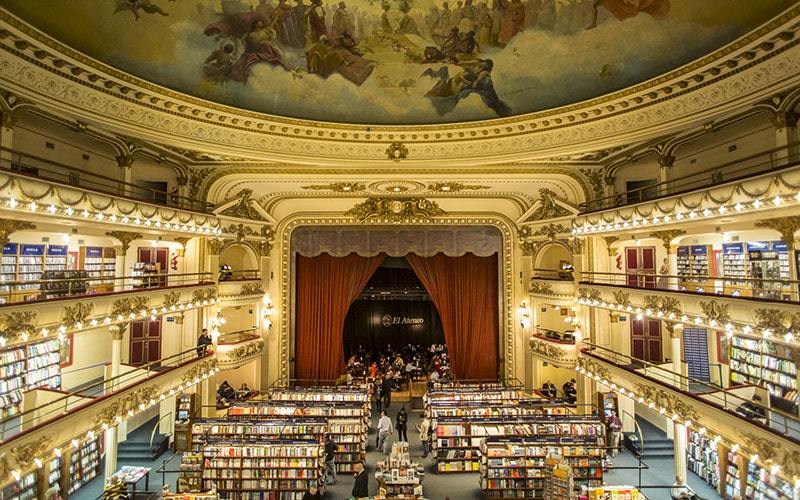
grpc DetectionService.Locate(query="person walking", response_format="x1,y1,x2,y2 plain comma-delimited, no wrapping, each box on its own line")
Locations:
324,434,337,485
607,411,623,457
377,410,393,454
396,406,408,442
417,413,431,458
352,462,369,500
382,374,392,408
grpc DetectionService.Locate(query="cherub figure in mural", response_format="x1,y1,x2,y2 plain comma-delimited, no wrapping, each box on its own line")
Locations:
586,0,670,29
229,18,289,82
422,59,511,116
203,42,239,83
113,0,171,21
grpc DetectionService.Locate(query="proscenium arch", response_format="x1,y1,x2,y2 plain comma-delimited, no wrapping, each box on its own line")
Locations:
271,215,519,385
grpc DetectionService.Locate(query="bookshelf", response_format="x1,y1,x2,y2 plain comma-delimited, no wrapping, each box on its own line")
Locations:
0,339,61,418
48,456,62,498
723,450,743,499
201,441,324,499
191,418,329,447
424,389,528,405
427,401,565,419
722,242,747,294
178,453,204,493
79,246,116,292
0,470,37,500
376,441,425,499
545,455,573,500
68,437,102,495
677,245,712,291
434,415,605,474
479,436,603,498
729,336,798,413
745,461,799,500
687,430,719,490
228,401,369,472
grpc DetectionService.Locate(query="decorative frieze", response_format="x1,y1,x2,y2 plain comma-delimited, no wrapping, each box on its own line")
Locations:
110,296,150,320
699,300,730,324
240,282,265,296
345,197,445,222
0,311,36,342
612,291,631,308
192,288,218,304
301,182,366,192
533,223,569,240
577,357,611,382
633,383,700,422
218,189,267,221
93,385,161,428
526,189,572,221
162,291,182,309
61,303,94,329
577,288,602,303
643,295,682,317
529,281,555,296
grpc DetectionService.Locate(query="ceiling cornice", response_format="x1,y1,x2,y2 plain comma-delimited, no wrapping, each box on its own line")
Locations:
0,7,798,164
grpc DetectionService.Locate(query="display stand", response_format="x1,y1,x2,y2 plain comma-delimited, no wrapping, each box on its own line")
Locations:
584,485,643,499
375,441,425,499
545,454,574,500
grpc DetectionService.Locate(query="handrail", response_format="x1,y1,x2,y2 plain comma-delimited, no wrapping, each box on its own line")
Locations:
0,146,215,213
532,329,576,345
149,411,173,454
219,269,261,281
581,342,800,441
218,328,260,345
531,268,574,281
579,141,800,213
0,271,213,305
621,409,644,458
0,347,210,441
581,271,800,302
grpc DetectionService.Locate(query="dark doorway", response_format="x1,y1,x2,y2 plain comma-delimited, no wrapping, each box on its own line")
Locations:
631,318,662,363
342,257,445,356
130,318,162,365
625,179,659,204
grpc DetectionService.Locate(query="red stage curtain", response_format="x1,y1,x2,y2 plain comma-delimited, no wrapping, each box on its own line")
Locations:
295,253,385,382
406,253,499,380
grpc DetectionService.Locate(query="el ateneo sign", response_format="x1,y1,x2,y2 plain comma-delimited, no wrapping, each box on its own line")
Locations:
381,314,424,327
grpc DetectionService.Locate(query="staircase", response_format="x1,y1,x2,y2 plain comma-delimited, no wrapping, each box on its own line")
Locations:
636,416,675,459
117,417,170,461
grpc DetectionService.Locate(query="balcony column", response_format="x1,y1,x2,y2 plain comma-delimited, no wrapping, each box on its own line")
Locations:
658,154,676,196
670,323,684,390
104,324,125,480
116,154,134,197
176,176,189,209
0,109,15,166
200,376,215,418
114,246,126,291
673,421,688,484
772,111,799,164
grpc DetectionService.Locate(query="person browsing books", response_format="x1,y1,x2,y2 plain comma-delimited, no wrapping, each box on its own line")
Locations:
324,434,337,485
302,484,322,500
352,462,369,499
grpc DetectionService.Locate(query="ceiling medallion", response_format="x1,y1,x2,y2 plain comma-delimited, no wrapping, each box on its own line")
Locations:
386,142,408,161
369,180,426,194
345,197,446,223
428,182,491,193
301,182,366,193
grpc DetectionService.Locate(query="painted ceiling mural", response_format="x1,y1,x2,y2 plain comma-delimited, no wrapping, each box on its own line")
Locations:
1,0,794,125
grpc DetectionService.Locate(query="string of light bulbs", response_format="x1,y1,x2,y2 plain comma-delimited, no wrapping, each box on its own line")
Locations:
572,193,797,235
1,197,223,236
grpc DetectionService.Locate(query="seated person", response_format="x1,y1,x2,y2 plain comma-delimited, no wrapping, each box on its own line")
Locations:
735,395,768,424
541,380,557,398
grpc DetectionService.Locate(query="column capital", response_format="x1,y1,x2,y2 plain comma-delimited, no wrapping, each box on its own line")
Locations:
0,110,17,130
109,323,127,340
107,231,143,253
657,154,676,168
649,229,686,251
755,216,800,250
0,218,36,248
668,322,684,339
772,110,799,130
116,154,134,168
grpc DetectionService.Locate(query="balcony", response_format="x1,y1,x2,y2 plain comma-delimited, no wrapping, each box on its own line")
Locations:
216,329,264,370
528,328,576,369
578,344,800,467
572,144,800,236
0,349,217,474
0,148,223,238
529,269,575,304
218,270,264,306
0,272,215,350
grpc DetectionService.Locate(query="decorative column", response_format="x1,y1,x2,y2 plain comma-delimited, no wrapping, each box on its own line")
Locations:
670,323,684,390
107,231,141,291
674,421,688,484
176,176,189,209
0,108,15,166
773,111,799,164
174,237,191,286
207,238,224,285
104,324,125,480
116,154,134,197
200,376,215,418
650,230,686,289
657,154,676,196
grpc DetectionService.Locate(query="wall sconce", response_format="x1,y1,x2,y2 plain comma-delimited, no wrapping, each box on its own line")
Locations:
519,300,531,329
262,294,274,330
209,314,226,342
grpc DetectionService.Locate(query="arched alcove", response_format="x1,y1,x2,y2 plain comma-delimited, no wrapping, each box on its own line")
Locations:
535,243,573,270
220,244,258,272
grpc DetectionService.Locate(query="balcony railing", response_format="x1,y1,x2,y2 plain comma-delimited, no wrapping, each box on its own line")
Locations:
533,327,576,344
0,271,213,305
0,347,211,443
579,142,800,213
581,271,800,303
581,342,800,440
219,269,261,282
218,328,260,345
0,146,214,213
531,268,574,281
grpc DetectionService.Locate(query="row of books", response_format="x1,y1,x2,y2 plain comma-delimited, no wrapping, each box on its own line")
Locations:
0,339,61,417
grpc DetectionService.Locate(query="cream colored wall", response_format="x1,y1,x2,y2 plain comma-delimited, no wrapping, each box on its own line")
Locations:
535,244,572,270
62,328,110,389
220,305,257,333
219,244,258,271
214,360,260,392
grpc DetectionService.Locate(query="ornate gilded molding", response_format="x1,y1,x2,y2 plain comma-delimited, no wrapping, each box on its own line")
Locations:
302,182,366,192
528,338,574,368
526,189,573,222
225,223,256,242
174,236,190,257
181,358,218,385
755,216,800,249
110,296,150,320
61,303,94,329
188,167,214,200
699,300,730,324
529,280,555,296
520,241,537,257
109,323,126,341
603,236,619,256
612,291,631,308
222,339,265,366
579,168,606,200
11,435,52,471
643,295,682,317
427,182,490,193
163,291,181,309
649,229,687,250
533,223,569,240
218,189,267,221
106,231,142,253
192,288,218,303
634,383,700,422
0,311,36,341
386,142,409,161
577,288,602,303
0,219,35,247
240,281,265,296
753,308,800,333
577,356,611,381
93,385,161,428
345,197,445,223
208,238,227,256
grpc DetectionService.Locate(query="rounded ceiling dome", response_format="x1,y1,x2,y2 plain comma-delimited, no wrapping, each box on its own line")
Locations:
2,0,795,126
